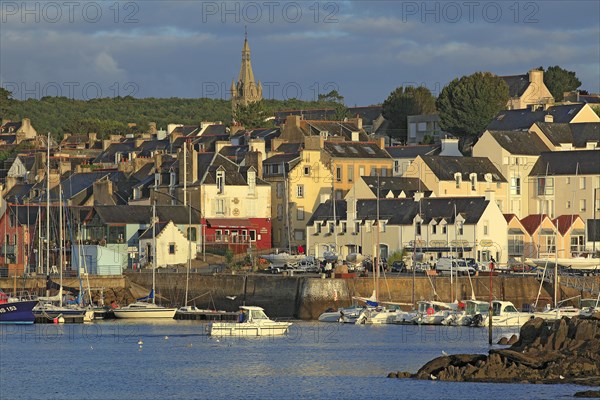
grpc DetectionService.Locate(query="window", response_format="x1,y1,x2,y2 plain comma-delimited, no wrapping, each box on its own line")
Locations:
483,223,489,236
455,173,461,189
442,225,447,234
215,230,222,242
348,165,354,182
580,199,586,211
216,170,225,194
187,227,197,241
294,230,304,241
297,207,304,221
457,222,464,236
432,224,437,234
537,177,554,195
394,160,400,174
354,221,360,233
370,167,377,176
381,222,386,233
336,166,342,182
296,185,304,198
249,230,256,242
540,235,555,254
216,199,225,215
566,201,571,209
341,222,347,233
510,177,521,195
359,166,365,177
580,177,586,190
277,204,283,220
303,166,311,176
276,182,284,198
470,174,477,191
508,235,524,255
168,243,176,255
571,235,584,254
416,222,421,236
328,223,335,234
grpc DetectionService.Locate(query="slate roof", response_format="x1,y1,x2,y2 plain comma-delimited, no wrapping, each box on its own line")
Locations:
200,153,269,186
1,121,22,133
51,171,132,204
275,142,303,154
360,176,430,197
419,156,506,182
386,145,440,158
94,205,201,225
219,145,249,164
324,141,390,159
347,106,383,125
307,200,348,225
201,125,227,136
139,222,169,239
138,139,170,157
500,74,529,97
487,104,587,131
274,109,338,125
534,122,600,148
529,150,600,176
3,183,34,202
305,121,369,141
263,153,300,165
93,142,137,163
170,125,200,137
488,131,550,155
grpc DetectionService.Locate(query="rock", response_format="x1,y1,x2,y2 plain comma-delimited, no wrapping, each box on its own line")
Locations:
514,317,545,349
498,337,509,345
574,390,600,398
507,334,519,345
387,372,398,378
397,371,412,378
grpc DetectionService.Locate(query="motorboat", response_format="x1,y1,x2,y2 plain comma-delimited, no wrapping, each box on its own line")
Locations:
580,298,600,317
529,253,600,271
113,301,177,319
33,302,92,323
0,290,37,324
260,251,306,266
174,306,230,320
490,301,534,327
394,310,418,324
533,304,582,321
318,305,365,323
208,306,292,337
412,301,458,325
355,306,405,325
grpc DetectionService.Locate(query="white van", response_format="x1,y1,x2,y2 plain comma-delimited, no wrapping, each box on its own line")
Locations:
435,257,476,276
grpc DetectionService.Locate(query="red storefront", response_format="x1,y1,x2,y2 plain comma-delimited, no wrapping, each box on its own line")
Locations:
203,218,271,253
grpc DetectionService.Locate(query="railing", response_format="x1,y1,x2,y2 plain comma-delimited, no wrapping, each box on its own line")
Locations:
540,270,600,296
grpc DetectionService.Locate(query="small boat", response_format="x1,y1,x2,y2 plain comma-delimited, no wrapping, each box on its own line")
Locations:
174,306,232,321
113,301,177,319
0,290,37,324
533,303,582,321
356,306,406,325
318,305,365,323
208,306,292,337
443,300,490,326
345,253,365,263
490,301,534,327
33,302,90,323
260,251,305,266
529,253,600,271
580,298,600,317
412,301,458,325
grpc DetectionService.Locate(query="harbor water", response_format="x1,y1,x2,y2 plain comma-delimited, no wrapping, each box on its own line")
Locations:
0,321,590,399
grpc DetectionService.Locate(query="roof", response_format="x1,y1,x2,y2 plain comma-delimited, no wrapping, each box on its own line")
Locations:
553,215,582,236
93,142,136,163
347,106,382,125
219,145,249,164
385,145,440,158
520,214,552,235
307,200,348,225
487,104,587,131
3,183,34,202
534,122,600,148
419,156,506,182
206,218,252,228
94,205,201,224
503,213,518,223
500,74,529,97
138,139,170,157
200,153,269,186
201,125,227,136
5,204,40,225
529,150,600,176
275,142,303,154
263,153,300,165
324,141,390,159
488,131,550,155
139,222,169,239
360,176,430,197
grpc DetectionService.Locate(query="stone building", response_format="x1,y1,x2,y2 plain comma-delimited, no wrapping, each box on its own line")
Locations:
230,33,262,114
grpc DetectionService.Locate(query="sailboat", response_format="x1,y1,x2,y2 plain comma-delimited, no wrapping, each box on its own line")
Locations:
114,197,177,319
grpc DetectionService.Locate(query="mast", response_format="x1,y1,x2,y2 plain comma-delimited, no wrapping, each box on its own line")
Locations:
58,180,63,307
185,143,191,307
283,162,291,252
46,132,50,278
152,196,157,305
375,174,380,302
332,164,338,258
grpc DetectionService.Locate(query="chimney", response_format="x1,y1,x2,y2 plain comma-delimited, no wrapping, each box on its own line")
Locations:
215,140,229,154
528,69,543,87
439,137,462,156
88,132,97,142
544,114,554,123
148,122,157,134
378,136,385,149
244,151,263,178
102,139,112,151
351,131,359,142
485,190,495,203
285,115,301,128
248,139,266,162
304,135,324,150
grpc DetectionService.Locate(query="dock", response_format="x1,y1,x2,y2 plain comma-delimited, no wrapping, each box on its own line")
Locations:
34,314,85,324
174,311,239,321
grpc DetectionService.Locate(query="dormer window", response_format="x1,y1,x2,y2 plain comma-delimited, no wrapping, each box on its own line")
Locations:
170,171,177,187
454,173,461,189
469,173,477,191
216,170,225,194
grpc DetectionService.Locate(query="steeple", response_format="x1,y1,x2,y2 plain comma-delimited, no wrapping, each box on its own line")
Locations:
231,29,262,115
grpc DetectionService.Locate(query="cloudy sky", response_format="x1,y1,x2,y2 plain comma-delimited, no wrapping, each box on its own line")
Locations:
1,1,598,105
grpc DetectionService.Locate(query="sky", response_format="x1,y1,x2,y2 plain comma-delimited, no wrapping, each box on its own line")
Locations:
1,1,599,106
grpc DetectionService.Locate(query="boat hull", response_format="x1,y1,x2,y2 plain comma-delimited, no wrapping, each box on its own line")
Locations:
114,308,177,319
209,321,292,336
0,300,37,324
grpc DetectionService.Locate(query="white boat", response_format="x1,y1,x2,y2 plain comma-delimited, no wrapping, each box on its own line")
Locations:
412,301,458,325
580,298,600,317
114,301,177,319
208,306,292,337
394,310,418,324
318,305,365,322
533,304,582,321
490,301,534,327
529,253,600,271
355,306,405,325
345,253,365,263
260,251,305,266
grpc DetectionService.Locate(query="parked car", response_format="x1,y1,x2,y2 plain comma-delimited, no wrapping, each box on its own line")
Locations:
464,258,479,271
434,257,476,276
391,261,407,273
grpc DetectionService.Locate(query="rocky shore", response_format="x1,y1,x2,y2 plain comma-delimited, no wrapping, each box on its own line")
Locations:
388,313,600,387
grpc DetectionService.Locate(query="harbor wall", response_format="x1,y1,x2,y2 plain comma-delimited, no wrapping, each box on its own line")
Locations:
2,274,598,320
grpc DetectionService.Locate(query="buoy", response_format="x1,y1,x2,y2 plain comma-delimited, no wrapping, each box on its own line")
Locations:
164,336,169,340
53,317,59,324
137,339,143,345
427,307,434,316
58,316,65,324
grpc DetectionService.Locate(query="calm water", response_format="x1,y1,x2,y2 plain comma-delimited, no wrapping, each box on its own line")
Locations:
0,321,589,400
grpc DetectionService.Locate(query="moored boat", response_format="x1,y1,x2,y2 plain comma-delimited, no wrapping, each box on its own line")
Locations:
113,301,177,319
0,290,37,324
208,306,292,337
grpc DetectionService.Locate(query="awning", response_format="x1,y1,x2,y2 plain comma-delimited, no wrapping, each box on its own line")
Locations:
572,229,585,235
206,218,252,228
508,228,524,234
405,246,473,252
540,228,556,235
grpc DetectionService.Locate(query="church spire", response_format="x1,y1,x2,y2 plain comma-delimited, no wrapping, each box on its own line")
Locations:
231,29,262,114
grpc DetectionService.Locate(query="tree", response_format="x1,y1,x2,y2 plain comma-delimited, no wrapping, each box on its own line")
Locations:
543,65,582,101
318,89,344,103
0,87,12,100
437,72,509,138
381,86,436,141
233,100,270,128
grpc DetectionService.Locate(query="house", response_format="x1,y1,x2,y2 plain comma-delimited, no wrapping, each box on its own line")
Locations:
306,193,508,265
406,114,444,145
322,139,393,199
500,69,554,110
138,221,192,268
402,155,508,211
473,130,551,217
386,144,440,176
553,215,586,258
0,118,37,144
486,103,600,131
529,122,600,151
0,204,39,272
351,176,431,200
527,150,600,225
279,115,369,144
504,214,530,263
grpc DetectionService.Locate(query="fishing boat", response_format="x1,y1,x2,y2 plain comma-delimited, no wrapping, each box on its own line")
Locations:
318,305,365,323
528,253,600,271
260,251,305,266
113,201,176,319
208,306,292,337
0,290,37,324
490,300,534,327
412,300,458,325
